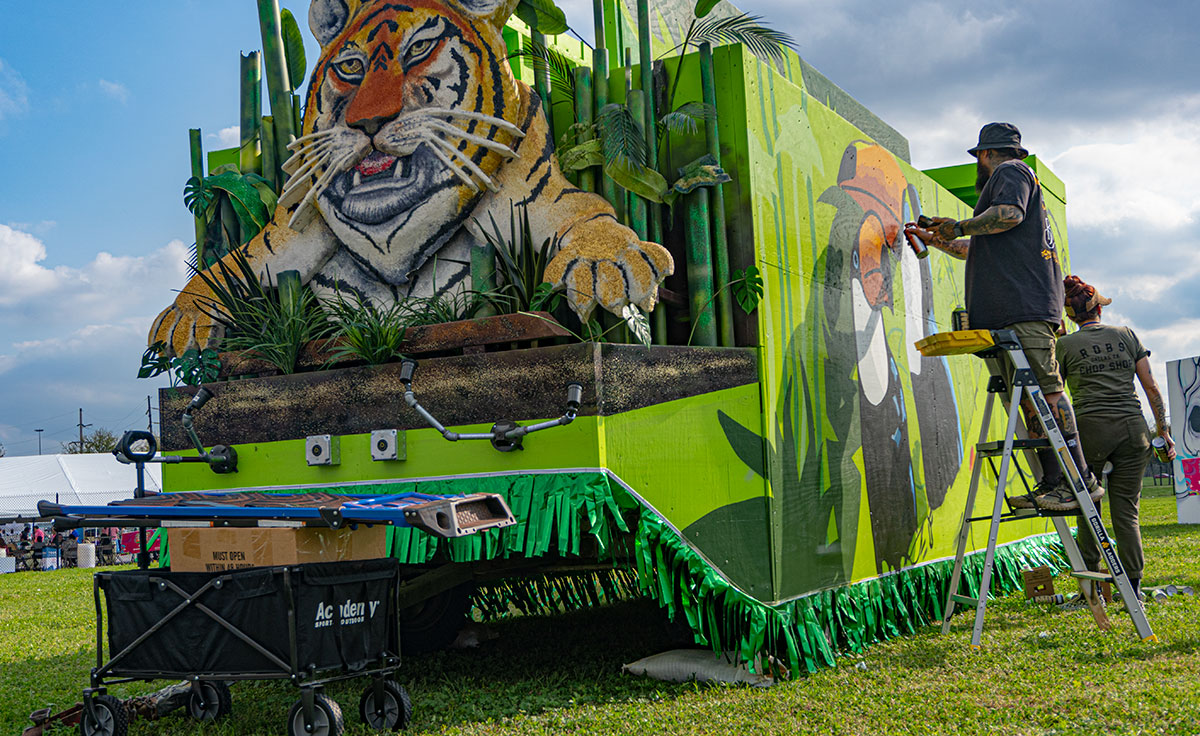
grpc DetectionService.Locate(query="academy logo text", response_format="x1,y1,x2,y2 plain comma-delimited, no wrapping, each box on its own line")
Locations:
314,598,380,628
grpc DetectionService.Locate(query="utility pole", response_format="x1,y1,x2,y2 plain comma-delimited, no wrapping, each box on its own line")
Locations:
35,428,43,455
147,396,153,432
77,408,92,453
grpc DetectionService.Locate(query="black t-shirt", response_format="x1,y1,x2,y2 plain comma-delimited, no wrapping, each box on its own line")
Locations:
963,160,1064,330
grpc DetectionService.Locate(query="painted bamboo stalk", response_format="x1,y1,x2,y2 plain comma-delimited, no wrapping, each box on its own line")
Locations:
634,0,666,343
573,66,595,193
627,90,648,240
700,42,734,347
261,115,279,191
592,0,619,213
470,241,496,318
292,94,303,139
189,129,207,267
685,188,717,346
239,52,262,175
530,27,552,142
256,0,295,189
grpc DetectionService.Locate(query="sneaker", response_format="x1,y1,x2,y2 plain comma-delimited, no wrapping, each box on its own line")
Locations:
1010,478,1056,510
1035,480,1080,511
1085,472,1104,503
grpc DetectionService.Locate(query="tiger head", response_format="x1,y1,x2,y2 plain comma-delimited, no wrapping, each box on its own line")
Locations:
281,0,526,285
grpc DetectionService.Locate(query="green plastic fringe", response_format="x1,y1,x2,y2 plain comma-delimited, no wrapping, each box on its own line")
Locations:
637,510,1067,676
472,568,642,619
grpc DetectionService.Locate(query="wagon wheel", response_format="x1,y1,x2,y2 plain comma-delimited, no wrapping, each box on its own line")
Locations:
287,693,344,736
186,681,232,721
78,695,127,736
358,680,413,730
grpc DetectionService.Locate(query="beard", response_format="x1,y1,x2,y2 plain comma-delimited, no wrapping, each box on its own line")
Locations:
975,160,992,194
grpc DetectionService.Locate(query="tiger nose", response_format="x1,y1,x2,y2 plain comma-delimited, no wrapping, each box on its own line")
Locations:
347,115,391,137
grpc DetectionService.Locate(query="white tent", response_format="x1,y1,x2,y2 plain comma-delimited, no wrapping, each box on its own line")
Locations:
0,453,161,519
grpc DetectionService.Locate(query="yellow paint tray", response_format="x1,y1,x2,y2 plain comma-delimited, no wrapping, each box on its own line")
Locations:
915,330,994,357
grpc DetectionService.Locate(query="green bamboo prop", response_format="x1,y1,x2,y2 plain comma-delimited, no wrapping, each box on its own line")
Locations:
685,188,717,346
592,1,619,214
256,0,295,190
633,0,666,344
573,66,595,193
261,115,279,191
700,42,734,347
292,93,303,139
239,52,262,175
471,241,497,318
530,25,552,142
189,129,207,266
627,91,649,240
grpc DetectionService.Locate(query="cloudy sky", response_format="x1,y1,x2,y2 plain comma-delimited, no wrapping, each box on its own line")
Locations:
1,0,1198,456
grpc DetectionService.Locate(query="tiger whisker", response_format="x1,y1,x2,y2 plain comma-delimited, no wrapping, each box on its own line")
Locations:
428,120,519,160
284,147,337,181
288,129,340,148
427,134,497,192
420,135,480,192
416,108,527,139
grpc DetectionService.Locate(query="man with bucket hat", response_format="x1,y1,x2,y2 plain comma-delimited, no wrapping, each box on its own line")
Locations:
905,122,1101,510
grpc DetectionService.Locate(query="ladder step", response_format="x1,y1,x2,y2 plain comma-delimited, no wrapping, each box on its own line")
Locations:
976,438,1051,455
951,594,980,607
1072,571,1114,583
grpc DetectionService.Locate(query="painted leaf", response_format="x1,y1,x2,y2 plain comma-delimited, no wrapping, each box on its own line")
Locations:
207,171,270,232
243,173,280,214
672,153,732,195
694,0,722,19
515,0,568,35
731,264,763,314
621,304,652,347
605,160,669,204
557,138,604,172
280,8,307,90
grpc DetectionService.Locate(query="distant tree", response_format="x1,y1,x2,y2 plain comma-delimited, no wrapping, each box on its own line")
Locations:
62,428,119,454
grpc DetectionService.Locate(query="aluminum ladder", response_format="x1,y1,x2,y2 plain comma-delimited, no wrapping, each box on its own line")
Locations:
916,328,1156,648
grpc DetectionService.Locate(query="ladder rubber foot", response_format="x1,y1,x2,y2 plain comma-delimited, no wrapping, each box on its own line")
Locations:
970,644,981,651
1143,635,1159,643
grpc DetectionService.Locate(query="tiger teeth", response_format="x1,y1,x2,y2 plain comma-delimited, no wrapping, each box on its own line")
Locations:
353,171,362,187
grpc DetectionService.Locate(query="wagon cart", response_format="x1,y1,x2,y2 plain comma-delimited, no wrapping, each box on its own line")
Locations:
82,557,410,736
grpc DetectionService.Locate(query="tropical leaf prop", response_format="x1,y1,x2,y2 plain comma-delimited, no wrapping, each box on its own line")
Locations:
596,103,648,169
622,304,652,347
515,0,569,35
280,7,307,90
672,153,732,195
731,264,763,314
508,39,577,101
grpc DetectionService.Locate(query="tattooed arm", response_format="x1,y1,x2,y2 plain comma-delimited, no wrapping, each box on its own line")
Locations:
1135,356,1176,457
904,205,1024,261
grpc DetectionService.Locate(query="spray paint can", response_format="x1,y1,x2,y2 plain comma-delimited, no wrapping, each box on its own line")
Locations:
904,227,931,259
1029,594,1065,605
1152,436,1171,463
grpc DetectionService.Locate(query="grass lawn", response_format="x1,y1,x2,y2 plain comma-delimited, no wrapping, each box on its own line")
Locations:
3,484,1198,735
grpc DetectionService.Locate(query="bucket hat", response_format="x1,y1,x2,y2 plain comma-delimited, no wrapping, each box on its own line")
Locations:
968,122,1028,158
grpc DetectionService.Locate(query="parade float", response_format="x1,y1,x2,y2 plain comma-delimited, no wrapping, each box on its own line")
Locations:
138,0,1073,677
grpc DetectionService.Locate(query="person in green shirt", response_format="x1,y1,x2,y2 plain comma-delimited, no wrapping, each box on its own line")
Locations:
1055,275,1176,597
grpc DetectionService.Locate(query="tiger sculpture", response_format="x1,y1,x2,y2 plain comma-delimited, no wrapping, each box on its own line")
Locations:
150,0,674,356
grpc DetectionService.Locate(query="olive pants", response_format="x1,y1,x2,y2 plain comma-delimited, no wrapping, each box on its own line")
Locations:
1075,414,1150,579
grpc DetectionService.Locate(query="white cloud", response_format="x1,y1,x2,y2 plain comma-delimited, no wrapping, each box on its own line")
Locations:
210,125,240,149
98,78,130,103
0,223,67,304
0,57,29,120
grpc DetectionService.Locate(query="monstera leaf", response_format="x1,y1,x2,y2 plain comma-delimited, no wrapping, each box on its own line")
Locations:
280,7,307,90
515,0,568,35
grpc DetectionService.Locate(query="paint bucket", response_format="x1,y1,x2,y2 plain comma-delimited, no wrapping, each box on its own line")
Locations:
78,542,96,569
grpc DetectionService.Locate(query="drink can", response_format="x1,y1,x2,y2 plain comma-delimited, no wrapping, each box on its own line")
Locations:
1151,436,1171,463
951,308,970,332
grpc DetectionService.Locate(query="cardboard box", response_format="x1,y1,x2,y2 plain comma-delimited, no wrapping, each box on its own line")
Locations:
1022,565,1055,598
168,526,387,573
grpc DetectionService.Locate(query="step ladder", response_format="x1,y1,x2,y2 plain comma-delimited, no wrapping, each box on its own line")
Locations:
915,328,1156,648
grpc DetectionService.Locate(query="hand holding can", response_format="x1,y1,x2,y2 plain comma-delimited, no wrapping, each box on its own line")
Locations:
1152,435,1175,463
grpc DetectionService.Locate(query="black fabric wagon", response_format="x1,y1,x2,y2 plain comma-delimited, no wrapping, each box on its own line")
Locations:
80,558,411,736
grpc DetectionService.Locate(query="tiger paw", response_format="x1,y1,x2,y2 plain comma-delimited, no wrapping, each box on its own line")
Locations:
544,222,674,323
148,290,224,358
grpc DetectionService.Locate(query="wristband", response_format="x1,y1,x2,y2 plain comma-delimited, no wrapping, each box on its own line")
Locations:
953,221,965,238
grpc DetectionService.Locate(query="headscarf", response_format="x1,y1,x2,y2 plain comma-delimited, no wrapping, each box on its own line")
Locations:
1063,274,1112,319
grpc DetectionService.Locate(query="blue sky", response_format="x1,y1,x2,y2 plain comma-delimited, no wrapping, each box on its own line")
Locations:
2,0,1199,455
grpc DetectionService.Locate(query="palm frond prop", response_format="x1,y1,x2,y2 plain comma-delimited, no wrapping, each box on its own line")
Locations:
596,103,648,169
508,39,577,103
657,101,715,140
687,13,797,65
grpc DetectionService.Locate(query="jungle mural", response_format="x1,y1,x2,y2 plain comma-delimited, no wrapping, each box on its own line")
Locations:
150,0,673,357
